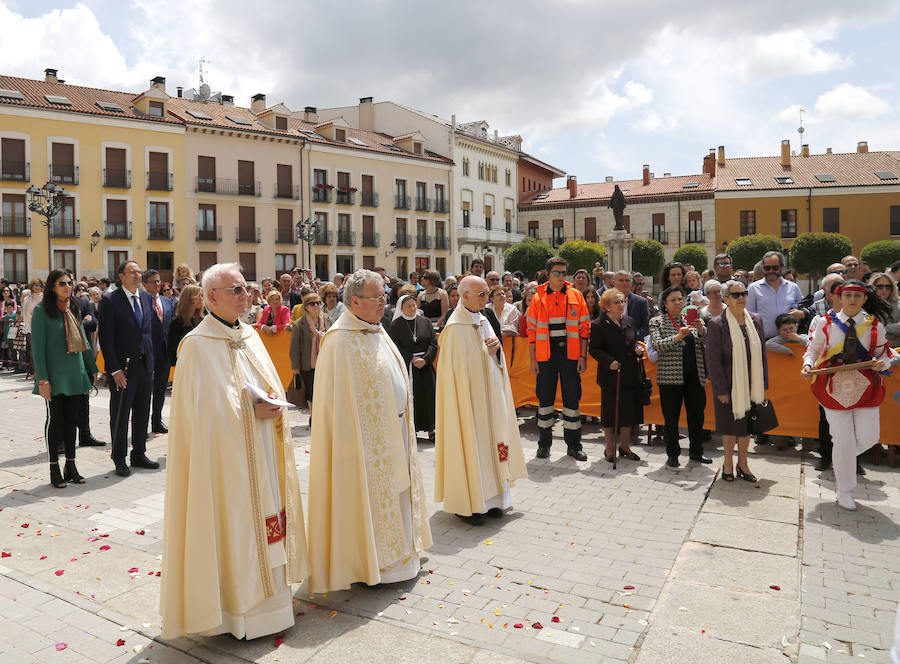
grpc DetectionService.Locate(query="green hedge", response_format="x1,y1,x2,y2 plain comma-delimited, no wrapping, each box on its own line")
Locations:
504,238,554,280
672,244,709,272
558,240,607,274
860,240,900,273
726,234,783,271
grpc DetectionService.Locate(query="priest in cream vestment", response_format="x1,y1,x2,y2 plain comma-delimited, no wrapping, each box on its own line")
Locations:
435,276,527,526
160,263,308,640
307,269,432,592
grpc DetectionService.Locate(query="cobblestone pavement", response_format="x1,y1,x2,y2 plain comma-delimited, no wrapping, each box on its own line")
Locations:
0,371,896,663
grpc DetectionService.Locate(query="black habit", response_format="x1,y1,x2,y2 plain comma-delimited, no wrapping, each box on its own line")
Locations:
388,314,438,432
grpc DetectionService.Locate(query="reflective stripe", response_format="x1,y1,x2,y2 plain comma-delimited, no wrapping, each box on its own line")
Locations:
548,317,566,324
566,331,580,338
526,316,538,325
537,405,556,415
550,330,566,337
537,418,555,428
535,322,549,329
579,315,590,323
562,407,579,417
536,333,549,340
562,420,581,430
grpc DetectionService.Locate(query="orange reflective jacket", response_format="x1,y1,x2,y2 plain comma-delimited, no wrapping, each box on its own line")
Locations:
525,282,590,361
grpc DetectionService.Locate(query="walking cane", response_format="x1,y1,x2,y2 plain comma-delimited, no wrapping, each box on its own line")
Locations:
612,367,621,470
110,358,130,456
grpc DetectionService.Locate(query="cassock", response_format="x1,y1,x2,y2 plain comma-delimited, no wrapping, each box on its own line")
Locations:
160,315,309,640
307,310,432,592
434,306,527,516
388,311,438,433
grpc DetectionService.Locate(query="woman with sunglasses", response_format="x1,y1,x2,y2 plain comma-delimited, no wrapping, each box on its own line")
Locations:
290,292,330,422
706,280,769,483
31,270,98,488
167,285,204,366
868,273,900,347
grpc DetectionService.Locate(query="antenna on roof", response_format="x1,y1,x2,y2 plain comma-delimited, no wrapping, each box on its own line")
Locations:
798,107,805,147
199,57,209,87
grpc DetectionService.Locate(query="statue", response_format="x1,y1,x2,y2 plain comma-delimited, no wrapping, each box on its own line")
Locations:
608,184,627,231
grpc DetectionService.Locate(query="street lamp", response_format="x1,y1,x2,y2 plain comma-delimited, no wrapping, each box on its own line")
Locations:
295,217,319,271
90,230,101,252
26,182,68,271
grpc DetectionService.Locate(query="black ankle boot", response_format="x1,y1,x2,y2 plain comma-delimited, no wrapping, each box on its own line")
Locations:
50,462,66,488
64,459,85,484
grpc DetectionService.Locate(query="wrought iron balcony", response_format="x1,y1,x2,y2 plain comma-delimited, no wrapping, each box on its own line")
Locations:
0,215,30,237
394,232,411,248
236,227,262,243
650,230,669,245
433,199,450,214
146,171,173,191
194,177,260,196
360,192,379,207
51,218,80,238
434,235,449,250
104,220,132,240
336,230,356,246
312,187,332,203
0,161,29,182
394,194,411,210
683,230,705,244
49,164,79,185
274,183,299,200
103,168,131,188
335,190,355,205
196,225,222,242
147,222,173,240
361,232,380,247
416,235,432,249
415,197,431,212
313,230,333,245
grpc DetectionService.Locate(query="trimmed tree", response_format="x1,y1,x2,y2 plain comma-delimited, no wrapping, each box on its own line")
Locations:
789,232,853,290
504,238,554,280
672,244,709,273
726,234,782,271
558,240,607,275
860,240,900,273
632,239,665,282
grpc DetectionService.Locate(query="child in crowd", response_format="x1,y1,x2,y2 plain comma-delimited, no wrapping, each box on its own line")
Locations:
766,313,809,357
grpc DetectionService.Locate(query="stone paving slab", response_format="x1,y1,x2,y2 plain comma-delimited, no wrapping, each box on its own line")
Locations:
671,541,799,597
689,511,800,556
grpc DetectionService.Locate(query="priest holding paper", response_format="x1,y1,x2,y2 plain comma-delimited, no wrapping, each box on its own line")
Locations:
160,263,308,640
307,269,432,592
434,276,527,526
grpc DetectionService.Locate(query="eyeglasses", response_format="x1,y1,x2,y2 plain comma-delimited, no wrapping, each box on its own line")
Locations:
844,262,859,268
212,285,250,295
715,262,732,267
56,280,72,287
612,299,627,305
469,290,488,297
831,269,848,274
549,270,568,277
307,301,323,306
633,281,644,286
358,295,387,304
728,291,748,298
763,265,781,272
874,284,893,291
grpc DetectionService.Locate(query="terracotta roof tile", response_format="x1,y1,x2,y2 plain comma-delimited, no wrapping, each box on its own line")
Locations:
0,75,180,125
716,151,900,190
520,173,714,207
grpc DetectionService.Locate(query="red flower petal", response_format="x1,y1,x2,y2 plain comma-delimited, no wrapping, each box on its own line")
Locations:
116,639,125,646
127,567,139,573
155,571,161,577
135,530,145,535
99,534,109,538
0,552,10,558
623,585,635,590
54,570,64,576
769,585,781,591
309,603,317,609
531,622,543,629
40,555,47,560
273,635,284,648
551,616,560,623
513,623,523,629
20,523,28,528
398,596,407,600
99,545,110,551
55,643,67,651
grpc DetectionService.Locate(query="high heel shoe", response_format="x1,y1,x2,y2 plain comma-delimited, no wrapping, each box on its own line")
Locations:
619,449,641,461
722,469,735,482
736,466,757,483
604,453,616,463
64,459,85,484
49,462,67,488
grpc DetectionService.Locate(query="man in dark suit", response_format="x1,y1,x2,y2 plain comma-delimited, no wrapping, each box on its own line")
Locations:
142,269,174,434
614,270,651,339
98,260,158,477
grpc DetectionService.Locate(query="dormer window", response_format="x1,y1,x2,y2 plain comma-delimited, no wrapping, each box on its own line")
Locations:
275,116,287,130
413,141,423,155
335,128,346,142
149,101,164,117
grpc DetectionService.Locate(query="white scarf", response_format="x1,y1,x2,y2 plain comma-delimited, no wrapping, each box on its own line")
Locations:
725,307,764,419
392,294,419,322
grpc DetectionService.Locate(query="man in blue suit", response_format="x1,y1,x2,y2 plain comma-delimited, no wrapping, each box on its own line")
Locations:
142,269,174,434
99,260,158,477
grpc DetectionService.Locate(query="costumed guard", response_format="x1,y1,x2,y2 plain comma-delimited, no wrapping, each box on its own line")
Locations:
307,270,432,592
435,276,527,526
161,263,309,640
802,280,895,511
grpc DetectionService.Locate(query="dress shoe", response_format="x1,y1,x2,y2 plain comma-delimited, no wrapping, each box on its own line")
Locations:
690,456,713,464
115,465,131,477
152,422,169,434
79,435,105,447
456,513,484,526
856,462,865,476
535,446,550,459
486,507,504,518
721,470,735,482
666,456,679,468
815,458,832,471
567,448,588,462
836,491,857,511
130,455,160,470
736,466,758,483
619,449,641,461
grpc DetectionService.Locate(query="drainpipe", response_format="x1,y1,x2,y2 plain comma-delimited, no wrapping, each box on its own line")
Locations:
299,139,305,268
677,199,682,248
573,203,576,243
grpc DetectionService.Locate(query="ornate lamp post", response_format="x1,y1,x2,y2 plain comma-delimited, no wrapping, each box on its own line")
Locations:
26,182,68,271
295,216,319,271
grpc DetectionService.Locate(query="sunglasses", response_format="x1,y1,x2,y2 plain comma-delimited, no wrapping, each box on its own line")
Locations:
728,291,748,298
715,262,732,267
874,284,893,291
763,265,781,272
633,281,644,286
549,270,567,277
56,280,73,287
213,285,249,295
306,301,322,306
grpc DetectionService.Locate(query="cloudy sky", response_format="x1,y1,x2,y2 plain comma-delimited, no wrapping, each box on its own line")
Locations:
2,1,897,185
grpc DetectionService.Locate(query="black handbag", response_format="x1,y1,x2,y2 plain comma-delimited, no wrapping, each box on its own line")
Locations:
638,359,653,406
748,399,778,434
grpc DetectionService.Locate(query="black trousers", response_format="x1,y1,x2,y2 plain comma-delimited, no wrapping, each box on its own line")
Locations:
299,369,315,404
78,391,94,441
818,405,833,463
46,394,85,463
536,346,582,451
108,359,151,465
659,381,706,459
151,356,169,425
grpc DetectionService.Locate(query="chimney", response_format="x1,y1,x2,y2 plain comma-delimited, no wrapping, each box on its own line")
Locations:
359,96,374,131
221,95,234,106
567,175,578,198
605,176,613,183
717,145,725,165
663,172,671,177
251,93,266,115
857,141,868,153
826,147,833,155
702,154,710,175
801,144,809,157
176,86,183,98
151,76,166,92
44,68,58,84
780,139,791,168
642,164,650,186
303,106,318,123
494,129,499,142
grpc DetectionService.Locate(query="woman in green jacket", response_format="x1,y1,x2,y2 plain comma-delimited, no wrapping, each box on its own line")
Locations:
32,270,98,488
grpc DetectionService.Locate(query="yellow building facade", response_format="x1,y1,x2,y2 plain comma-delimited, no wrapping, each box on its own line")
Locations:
0,72,185,281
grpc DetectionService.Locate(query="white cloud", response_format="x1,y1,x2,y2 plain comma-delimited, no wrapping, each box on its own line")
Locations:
631,111,678,133
815,83,891,120
624,81,653,106
740,27,849,80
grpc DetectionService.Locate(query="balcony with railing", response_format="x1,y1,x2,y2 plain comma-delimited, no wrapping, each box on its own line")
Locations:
195,225,222,242
335,190,356,205
336,230,356,246
433,199,450,214
416,235,432,249
394,232,412,248
683,229,705,244
49,164,79,185
313,230,333,246
274,184,300,200
361,232,380,247
0,161,29,182
434,235,450,250
51,218,79,238
360,192,379,207
103,168,131,188
650,229,669,244
276,228,295,244
4,269,27,283
194,177,260,196
236,227,262,243
394,194,411,210
0,215,30,237
415,197,431,212
312,186,333,203
104,220,132,240
147,222,173,240
146,171,174,191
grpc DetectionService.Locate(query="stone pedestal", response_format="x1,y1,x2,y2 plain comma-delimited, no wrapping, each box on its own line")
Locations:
606,230,634,273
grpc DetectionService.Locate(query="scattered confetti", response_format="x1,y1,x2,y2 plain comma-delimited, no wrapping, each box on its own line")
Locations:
701,629,706,634
99,545,111,551
0,552,10,558
531,622,543,629
273,635,284,648
329,611,337,619
483,539,493,546
308,603,317,609
116,639,126,646
135,530,145,535
551,616,560,623
54,570,64,576
128,568,139,573
55,643,67,651
398,597,406,600
822,642,832,650
769,585,781,591
623,585,635,590
513,623,523,629
20,523,28,528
